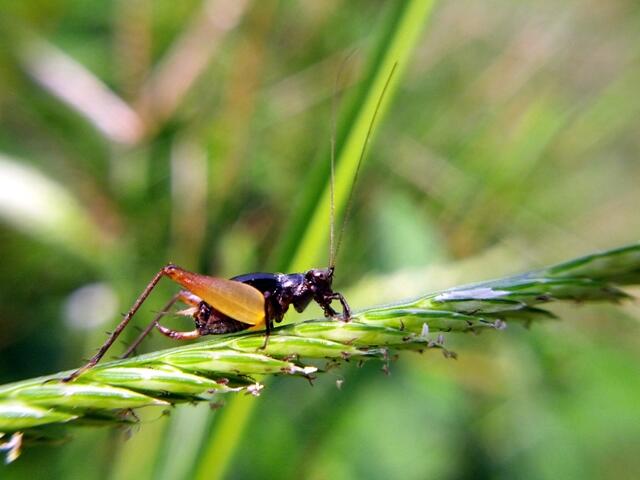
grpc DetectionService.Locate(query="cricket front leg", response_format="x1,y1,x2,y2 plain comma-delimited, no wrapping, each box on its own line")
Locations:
331,292,351,321
319,293,351,321
319,300,339,319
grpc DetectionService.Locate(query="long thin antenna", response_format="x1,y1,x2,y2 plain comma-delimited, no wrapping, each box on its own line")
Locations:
329,52,357,269
329,73,338,269
333,61,398,267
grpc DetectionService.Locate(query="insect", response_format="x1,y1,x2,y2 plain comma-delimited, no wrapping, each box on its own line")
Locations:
64,63,397,382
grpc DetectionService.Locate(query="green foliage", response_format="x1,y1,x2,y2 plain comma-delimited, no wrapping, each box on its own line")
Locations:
1,0,639,478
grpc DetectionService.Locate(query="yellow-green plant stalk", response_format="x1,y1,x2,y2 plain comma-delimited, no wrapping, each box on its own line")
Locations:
1,242,639,462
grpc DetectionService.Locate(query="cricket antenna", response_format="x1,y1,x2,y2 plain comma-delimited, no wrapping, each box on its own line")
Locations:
328,70,338,270
329,52,357,270
331,61,398,269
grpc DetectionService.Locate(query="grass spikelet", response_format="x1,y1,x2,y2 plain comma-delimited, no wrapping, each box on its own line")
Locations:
0,242,638,462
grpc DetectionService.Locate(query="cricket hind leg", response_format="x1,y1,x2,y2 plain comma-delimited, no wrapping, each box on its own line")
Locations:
64,266,171,382
120,290,201,359
64,264,203,382
155,301,250,340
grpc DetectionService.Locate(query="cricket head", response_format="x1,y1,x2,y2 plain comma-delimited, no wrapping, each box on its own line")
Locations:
304,266,335,294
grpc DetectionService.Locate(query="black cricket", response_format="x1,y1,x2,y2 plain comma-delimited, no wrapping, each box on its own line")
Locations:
208,268,351,335
64,63,397,382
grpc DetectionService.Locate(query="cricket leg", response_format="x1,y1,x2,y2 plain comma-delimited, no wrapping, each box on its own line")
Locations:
260,318,272,349
64,264,185,382
154,322,201,340
258,292,274,350
154,298,253,340
319,300,338,319
153,297,209,340
331,292,351,321
119,290,202,359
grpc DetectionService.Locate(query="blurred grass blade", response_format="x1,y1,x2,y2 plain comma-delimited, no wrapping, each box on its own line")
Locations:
136,0,250,129
304,0,437,267
20,38,145,145
0,153,113,265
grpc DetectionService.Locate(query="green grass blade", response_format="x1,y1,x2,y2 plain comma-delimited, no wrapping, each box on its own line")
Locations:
289,0,437,270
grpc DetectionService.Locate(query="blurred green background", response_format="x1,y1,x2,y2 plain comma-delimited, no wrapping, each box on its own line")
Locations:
1,0,639,478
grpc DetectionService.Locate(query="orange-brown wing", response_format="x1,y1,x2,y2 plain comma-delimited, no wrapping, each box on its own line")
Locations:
164,266,265,325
